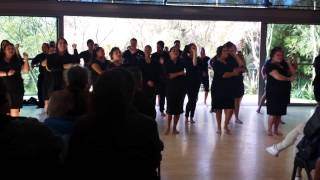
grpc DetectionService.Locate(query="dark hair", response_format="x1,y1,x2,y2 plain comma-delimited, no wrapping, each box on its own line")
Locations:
270,46,283,59
49,41,55,48
224,41,235,48
169,46,178,53
130,38,137,42
109,47,120,60
43,43,49,48
87,39,94,45
93,68,135,123
94,47,104,59
174,40,180,44
216,46,224,57
182,44,190,58
66,66,89,117
67,66,88,91
157,41,164,48
1,40,10,50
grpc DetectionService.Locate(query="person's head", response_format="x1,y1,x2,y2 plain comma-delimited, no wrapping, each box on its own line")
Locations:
144,45,152,57
47,90,74,118
200,47,206,57
184,43,197,57
169,46,180,61
217,46,228,60
270,47,284,63
42,43,49,54
87,39,94,51
93,43,99,50
130,38,137,50
0,79,9,114
56,37,68,54
174,40,181,50
66,66,89,91
224,41,237,55
94,47,105,60
93,68,135,117
1,40,10,52
157,41,165,52
49,41,56,53
2,43,16,60
109,47,122,62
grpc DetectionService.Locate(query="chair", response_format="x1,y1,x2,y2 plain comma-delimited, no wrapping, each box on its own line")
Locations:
291,154,315,180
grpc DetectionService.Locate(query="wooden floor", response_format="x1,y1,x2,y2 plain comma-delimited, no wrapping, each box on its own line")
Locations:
21,103,316,180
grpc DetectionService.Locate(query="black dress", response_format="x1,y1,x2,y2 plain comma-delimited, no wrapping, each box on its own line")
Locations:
90,58,111,86
164,58,186,115
31,52,47,107
211,59,235,110
184,57,201,118
198,56,210,92
138,58,158,107
122,49,145,67
265,60,291,116
313,55,320,102
227,56,244,98
45,53,77,99
0,57,24,109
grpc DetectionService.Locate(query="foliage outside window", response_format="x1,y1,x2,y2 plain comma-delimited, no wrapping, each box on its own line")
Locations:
267,24,320,103
0,16,57,96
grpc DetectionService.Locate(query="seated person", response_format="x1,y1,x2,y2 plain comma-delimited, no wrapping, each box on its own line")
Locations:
0,79,62,175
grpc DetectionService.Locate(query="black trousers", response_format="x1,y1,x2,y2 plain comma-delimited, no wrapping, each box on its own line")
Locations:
157,81,166,113
37,73,44,107
185,83,200,118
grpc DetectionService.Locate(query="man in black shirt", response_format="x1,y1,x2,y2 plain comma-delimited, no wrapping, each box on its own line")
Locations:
31,43,49,108
152,41,170,116
174,40,183,57
122,38,144,67
74,39,94,68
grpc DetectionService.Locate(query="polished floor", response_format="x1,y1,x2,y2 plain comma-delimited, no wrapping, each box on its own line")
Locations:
21,102,316,180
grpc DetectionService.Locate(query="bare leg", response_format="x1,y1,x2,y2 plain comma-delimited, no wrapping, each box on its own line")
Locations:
274,116,283,136
204,91,208,105
268,115,275,136
257,93,266,113
173,115,180,134
224,109,233,134
234,97,243,124
165,115,172,135
215,110,222,134
10,108,20,117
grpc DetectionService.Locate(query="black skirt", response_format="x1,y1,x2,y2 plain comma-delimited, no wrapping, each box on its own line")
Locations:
267,100,288,116
166,78,186,115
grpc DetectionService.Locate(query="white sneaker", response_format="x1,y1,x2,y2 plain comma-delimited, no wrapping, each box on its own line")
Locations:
266,144,279,157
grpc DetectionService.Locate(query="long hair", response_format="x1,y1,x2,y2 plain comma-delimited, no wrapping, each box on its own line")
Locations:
92,68,135,125
56,37,69,55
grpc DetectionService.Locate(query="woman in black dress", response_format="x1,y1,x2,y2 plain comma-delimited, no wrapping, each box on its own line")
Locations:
182,43,201,124
211,45,243,134
90,47,110,86
109,47,123,68
265,47,296,136
225,42,247,124
164,46,186,135
199,47,210,105
139,45,157,107
42,37,78,111
0,42,30,117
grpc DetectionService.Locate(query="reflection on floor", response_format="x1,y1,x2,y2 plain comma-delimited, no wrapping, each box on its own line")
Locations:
21,104,316,180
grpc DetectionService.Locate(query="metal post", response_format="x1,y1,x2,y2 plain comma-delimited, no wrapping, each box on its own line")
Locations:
258,22,268,105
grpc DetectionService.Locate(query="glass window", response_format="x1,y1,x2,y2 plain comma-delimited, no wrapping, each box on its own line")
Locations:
0,16,57,96
64,16,261,104
267,24,320,104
